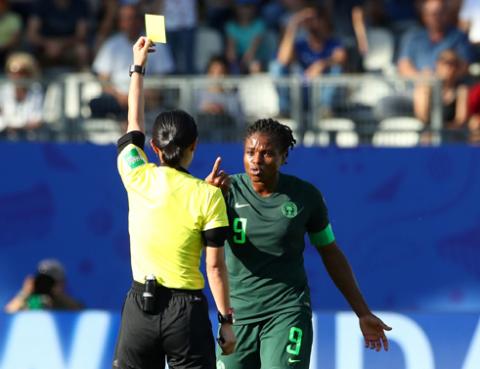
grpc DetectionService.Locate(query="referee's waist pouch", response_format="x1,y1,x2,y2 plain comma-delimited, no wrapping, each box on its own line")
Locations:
132,280,203,314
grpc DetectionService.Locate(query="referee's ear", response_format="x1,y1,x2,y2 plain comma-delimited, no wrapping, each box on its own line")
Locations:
150,139,161,156
189,138,199,153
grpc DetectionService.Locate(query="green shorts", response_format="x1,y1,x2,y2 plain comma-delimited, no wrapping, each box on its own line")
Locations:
216,309,312,369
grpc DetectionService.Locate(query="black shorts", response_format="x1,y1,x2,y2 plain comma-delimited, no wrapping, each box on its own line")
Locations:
112,282,216,369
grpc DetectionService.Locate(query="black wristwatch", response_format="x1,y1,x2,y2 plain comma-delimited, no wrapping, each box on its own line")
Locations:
218,308,235,324
129,64,145,77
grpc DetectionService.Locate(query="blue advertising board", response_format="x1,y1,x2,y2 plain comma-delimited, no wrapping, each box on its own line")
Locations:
0,311,478,369
0,143,479,312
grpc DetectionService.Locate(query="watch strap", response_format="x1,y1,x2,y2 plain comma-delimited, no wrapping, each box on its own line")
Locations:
217,308,235,324
129,64,145,77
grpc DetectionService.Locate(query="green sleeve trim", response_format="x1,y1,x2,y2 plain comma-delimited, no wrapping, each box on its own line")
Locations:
309,224,335,247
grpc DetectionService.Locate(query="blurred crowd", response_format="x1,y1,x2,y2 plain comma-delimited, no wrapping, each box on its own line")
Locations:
1,0,480,143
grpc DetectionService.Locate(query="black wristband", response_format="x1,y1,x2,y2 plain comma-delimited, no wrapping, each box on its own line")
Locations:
217,308,235,324
129,64,145,77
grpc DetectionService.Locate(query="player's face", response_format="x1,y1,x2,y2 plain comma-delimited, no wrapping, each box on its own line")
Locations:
244,133,286,185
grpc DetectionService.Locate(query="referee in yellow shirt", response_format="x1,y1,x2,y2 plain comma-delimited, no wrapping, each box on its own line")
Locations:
113,36,236,369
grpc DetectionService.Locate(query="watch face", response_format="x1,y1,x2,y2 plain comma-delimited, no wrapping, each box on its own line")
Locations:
129,65,144,76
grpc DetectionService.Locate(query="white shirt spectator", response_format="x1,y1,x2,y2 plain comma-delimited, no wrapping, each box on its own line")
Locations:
0,82,43,131
164,0,197,31
93,33,174,93
460,0,480,43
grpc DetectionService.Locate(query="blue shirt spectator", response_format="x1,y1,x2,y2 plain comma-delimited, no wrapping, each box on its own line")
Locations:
277,6,347,78
399,27,472,72
397,0,472,77
294,37,344,70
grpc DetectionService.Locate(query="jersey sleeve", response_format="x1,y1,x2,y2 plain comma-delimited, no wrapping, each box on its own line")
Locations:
202,187,229,232
306,186,336,248
117,131,153,192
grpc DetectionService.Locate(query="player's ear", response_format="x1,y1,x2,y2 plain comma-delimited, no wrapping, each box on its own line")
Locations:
281,151,288,165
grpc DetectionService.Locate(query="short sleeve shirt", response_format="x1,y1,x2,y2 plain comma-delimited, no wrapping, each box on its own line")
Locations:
93,33,174,93
0,83,44,131
225,19,266,56
225,173,335,323
294,37,344,70
398,27,473,71
117,131,229,289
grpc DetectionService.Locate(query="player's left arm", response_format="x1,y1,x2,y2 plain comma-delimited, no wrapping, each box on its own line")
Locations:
306,187,392,351
316,242,391,351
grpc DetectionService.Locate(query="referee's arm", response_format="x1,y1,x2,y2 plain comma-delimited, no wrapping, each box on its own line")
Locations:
205,239,236,355
203,192,236,355
127,37,154,134
204,230,230,317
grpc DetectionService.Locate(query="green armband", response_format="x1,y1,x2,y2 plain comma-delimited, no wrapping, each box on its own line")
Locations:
309,223,335,247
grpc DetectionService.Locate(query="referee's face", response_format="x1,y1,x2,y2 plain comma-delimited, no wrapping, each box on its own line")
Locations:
244,133,286,186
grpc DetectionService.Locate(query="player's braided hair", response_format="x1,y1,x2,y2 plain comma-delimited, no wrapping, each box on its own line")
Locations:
246,118,297,156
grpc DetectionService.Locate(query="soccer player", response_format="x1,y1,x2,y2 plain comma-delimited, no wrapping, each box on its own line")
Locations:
208,118,391,369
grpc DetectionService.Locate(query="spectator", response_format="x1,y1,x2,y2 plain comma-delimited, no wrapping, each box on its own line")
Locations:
277,6,347,80
90,3,173,125
458,0,480,61
4,259,83,312
276,0,310,31
275,6,347,113
87,0,118,55
147,0,197,74
413,49,468,128
0,0,22,67
351,0,420,63
0,52,44,140
26,0,90,71
225,0,266,74
195,55,243,140
324,0,366,43
204,0,234,36
466,83,480,143
397,0,472,78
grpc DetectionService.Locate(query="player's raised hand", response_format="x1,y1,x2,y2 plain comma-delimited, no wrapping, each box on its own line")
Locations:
359,314,392,352
205,157,230,195
132,36,155,67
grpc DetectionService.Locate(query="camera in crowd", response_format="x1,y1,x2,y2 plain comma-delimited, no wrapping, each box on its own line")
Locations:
26,259,66,309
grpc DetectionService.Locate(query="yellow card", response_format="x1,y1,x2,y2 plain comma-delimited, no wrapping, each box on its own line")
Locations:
145,14,167,43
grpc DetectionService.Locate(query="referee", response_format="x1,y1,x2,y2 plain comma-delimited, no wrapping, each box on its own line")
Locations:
113,36,236,369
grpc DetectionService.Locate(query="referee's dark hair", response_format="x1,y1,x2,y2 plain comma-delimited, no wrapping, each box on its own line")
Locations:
246,118,297,156
152,110,198,167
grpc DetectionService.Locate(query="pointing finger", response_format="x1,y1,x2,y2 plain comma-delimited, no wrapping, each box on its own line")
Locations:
210,157,222,177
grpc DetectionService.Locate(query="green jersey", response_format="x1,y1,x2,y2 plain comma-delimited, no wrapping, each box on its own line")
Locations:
225,173,335,324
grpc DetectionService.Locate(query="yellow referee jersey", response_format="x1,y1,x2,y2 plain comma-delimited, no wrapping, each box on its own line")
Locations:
118,139,228,290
